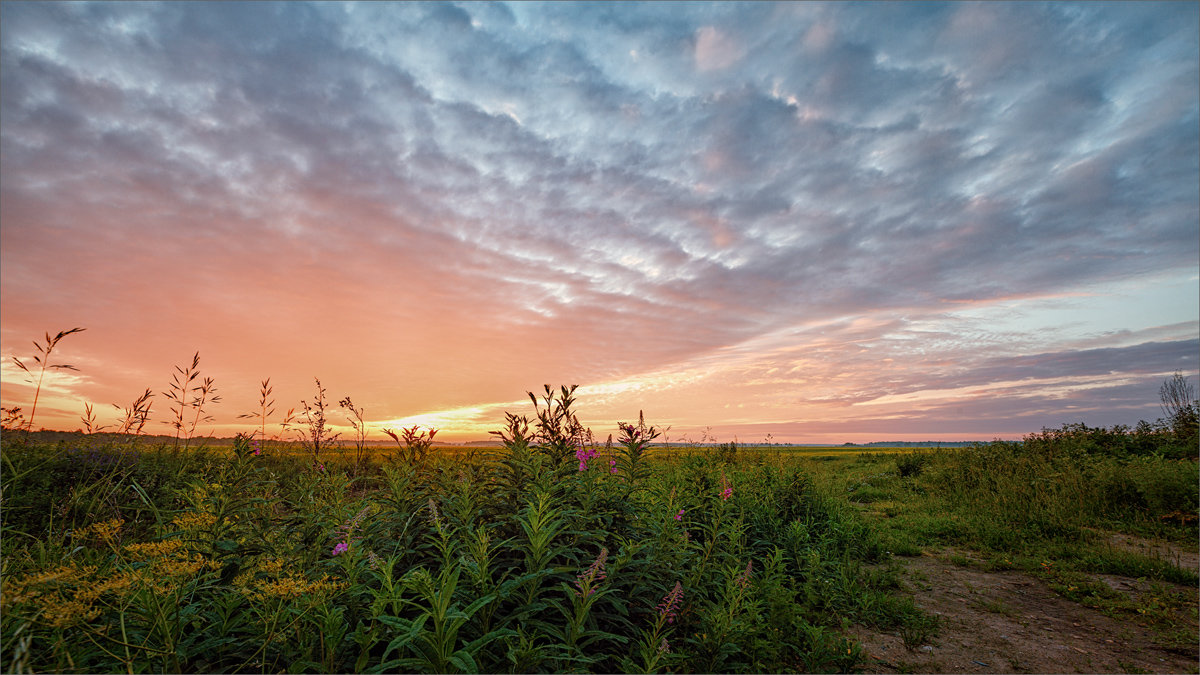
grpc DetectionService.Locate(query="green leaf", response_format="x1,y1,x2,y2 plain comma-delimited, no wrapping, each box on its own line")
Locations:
380,614,427,661
448,651,478,673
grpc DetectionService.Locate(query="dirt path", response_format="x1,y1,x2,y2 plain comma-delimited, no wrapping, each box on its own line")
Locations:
848,550,1199,674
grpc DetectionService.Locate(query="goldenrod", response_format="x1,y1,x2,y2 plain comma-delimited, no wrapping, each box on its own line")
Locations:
170,511,217,531
123,539,184,561
74,518,124,543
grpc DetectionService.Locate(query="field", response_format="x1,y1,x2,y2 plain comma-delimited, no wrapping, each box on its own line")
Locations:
1,396,1197,673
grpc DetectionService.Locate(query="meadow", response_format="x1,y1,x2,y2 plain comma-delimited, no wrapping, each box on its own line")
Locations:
1,382,1197,673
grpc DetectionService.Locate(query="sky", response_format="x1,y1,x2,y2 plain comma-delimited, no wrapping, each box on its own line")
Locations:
1,1,1197,445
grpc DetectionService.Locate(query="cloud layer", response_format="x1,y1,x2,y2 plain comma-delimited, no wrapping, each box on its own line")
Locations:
2,1,1196,441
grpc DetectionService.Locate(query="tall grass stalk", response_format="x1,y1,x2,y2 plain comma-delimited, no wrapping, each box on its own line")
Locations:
237,378,277,448
10,327,86,432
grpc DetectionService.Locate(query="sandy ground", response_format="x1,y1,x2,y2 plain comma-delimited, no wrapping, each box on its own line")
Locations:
848,542,1199,674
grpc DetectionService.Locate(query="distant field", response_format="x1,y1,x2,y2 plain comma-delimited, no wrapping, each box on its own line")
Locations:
188,441,942,461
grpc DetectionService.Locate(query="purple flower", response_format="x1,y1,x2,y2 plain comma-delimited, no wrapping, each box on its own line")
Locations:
658,581,683,624
575,547,609,597
609,458,618,474
576,444,598,471
675,509,684,521
332,541,349,555
720,474,732,501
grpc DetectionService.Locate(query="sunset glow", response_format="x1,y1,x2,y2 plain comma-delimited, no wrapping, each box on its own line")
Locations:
1,1,1197,444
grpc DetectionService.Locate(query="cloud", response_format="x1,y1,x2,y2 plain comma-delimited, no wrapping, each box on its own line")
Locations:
1,1,1196,439
694,26,743,72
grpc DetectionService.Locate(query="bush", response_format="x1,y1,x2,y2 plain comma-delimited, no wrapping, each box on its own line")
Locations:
894,452,929,477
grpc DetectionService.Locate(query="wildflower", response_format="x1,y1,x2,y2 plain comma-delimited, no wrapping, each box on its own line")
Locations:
658,581,683,624
123,539,185,561
675,509,684,521
251,439,261,456
427,497,442,529
720,474,732,501
74,518,124,544
610,457,618,474
658,637,670,655
575,547,608,597
618,422,641,441
367,550,383,571
171,511,218,531
337,505,372,541
576,443,597,471
736,561,753,590
245,573,346,603
332,541,349,556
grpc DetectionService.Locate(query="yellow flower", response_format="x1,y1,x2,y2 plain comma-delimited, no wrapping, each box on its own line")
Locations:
74,518,124,543
170,511,217,531
40,596,101,629
244,573,346,603
123,539,184,561
1,562,107,629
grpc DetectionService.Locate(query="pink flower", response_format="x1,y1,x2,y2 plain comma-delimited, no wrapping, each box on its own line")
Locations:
658,581,683,624
575,547,609,597
332,541,349,555
720,474,732,501
609,458,618,474
675,509,684,521
575,444,597,471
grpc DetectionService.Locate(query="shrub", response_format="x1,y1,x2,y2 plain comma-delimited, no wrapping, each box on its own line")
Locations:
894,451,929,477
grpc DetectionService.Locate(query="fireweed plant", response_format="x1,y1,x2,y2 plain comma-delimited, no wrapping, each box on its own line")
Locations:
2,385,947,674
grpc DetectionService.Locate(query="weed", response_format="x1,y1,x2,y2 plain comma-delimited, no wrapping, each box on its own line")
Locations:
9,327,86,432
382,425,438,467
237,378,278,447
293,378,339,469
162,352,220,449
113,388,155,436
894,451,929,478
338,396,369,476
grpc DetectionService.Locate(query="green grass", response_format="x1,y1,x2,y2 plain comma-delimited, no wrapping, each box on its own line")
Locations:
1,429,923,674
2,414,1194,673
782,429,1199,653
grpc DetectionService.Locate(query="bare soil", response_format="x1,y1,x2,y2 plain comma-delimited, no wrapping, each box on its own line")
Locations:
849,548,1199,674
